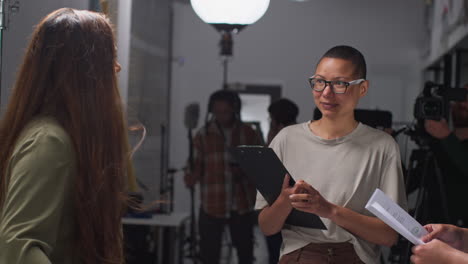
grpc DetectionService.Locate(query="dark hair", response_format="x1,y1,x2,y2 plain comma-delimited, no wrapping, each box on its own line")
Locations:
268,98,299,126
204,89,242,136
320,45,367,79
207,89,242,115
0,8,129,264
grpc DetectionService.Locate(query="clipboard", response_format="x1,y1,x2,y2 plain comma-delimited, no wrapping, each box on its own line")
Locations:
232,146,326,230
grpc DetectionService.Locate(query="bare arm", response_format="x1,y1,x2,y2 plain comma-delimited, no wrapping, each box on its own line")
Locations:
258,175,295,236
328,205,397,247
290,181,397,247
258,196,292,236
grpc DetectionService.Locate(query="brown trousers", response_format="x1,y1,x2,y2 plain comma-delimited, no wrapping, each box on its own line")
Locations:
279,242,365,264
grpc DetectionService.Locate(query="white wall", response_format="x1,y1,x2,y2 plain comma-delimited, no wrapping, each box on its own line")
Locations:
116,0,132,104
425,0,468,68
1,0,89,107
170,1,426,213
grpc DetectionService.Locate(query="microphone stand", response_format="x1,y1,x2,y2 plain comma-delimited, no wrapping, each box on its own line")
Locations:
187,128,199,264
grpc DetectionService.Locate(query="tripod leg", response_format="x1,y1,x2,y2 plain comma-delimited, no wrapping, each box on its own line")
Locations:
399,150,430,263
431,154,450,223
413,154,431,222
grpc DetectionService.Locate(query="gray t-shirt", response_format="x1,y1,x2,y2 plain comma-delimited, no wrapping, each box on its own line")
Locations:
255,121,407,264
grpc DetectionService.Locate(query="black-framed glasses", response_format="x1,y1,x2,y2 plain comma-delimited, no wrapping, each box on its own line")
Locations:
308,77,365,94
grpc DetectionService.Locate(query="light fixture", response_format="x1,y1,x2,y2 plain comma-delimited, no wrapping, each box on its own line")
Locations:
190,0,270,87
191,0,270,31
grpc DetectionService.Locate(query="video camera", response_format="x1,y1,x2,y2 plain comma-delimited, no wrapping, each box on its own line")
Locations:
414,81,467,121
406,82,467,147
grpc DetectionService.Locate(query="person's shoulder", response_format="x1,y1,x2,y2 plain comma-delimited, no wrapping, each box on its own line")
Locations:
268,122,308,151
273,122,307,141
14,116,74,157
280,122,307,134
357,124,398,150
26,116,70,142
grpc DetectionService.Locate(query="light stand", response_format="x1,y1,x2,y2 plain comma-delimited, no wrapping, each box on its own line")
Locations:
220,31,231,89
187,1,270,262
213,24,245,89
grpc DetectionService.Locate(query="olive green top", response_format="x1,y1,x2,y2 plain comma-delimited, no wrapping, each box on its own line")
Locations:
0,116,76,264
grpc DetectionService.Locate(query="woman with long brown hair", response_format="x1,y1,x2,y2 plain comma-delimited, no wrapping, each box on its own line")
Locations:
0,8,131,263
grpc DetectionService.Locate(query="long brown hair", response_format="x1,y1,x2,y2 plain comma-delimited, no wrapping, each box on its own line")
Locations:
0,8,128,264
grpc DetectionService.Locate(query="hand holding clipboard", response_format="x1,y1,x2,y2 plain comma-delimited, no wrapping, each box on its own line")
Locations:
232,146,326,229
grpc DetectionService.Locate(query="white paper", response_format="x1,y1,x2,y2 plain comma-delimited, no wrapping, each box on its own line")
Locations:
365,188,428,245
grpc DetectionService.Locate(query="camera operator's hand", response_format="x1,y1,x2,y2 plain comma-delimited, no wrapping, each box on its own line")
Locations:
425,119,451,139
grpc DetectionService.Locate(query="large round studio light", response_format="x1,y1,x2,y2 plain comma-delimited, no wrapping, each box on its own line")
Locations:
190,0,270,29
189,0,271,89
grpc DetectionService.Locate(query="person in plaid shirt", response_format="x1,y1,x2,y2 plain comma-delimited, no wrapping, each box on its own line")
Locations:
185,90,262,264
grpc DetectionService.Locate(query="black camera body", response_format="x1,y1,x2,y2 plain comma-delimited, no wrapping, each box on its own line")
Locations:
408,82,467,146
414,82,467,121
414,96,445,121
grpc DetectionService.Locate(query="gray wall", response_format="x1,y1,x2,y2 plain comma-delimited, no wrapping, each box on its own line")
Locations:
170,1,426,213
1,0,88,108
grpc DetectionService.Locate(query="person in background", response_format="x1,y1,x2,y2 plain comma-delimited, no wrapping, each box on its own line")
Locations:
265,98,299,264
184,90,262,264
411,86,468,264
0,8,134,263
267,98,300,146
256,45,407,264
424,85,468,225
